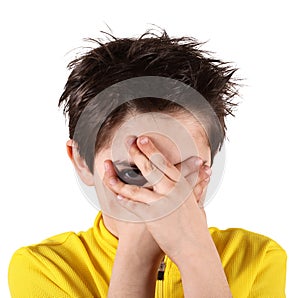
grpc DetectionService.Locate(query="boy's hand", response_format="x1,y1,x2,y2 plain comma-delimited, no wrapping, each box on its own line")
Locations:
103,135,212,264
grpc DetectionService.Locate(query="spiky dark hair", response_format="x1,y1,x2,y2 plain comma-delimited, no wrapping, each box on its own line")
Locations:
59,29,239,172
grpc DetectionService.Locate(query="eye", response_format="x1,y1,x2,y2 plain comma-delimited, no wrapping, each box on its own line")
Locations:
114,165,147,186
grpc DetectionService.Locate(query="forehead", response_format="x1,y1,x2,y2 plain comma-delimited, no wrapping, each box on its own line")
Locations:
109,112,210,165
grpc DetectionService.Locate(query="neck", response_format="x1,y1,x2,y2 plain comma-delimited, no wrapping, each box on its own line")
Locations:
102,214,119,239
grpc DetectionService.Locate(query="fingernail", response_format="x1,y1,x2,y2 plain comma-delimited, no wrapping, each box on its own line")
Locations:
117,194,125,200
104,161,109,172
126,136,136,147
195,158,203,167
139,136,148,145
109,177,118,185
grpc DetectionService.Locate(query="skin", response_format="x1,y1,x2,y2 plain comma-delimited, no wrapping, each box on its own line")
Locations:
67,113,232,298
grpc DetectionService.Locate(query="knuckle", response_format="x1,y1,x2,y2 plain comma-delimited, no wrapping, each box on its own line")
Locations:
167,180,176,190
150,153,175,174
194,184,203,196
201,174,210,184
158,177,175,190
111,182,122,194
199,169,207,180
129,145,139,156
163,159,173,169
127,185,141,197
203,165,212,176
142,160,154,173
185,165,194,177
118,183,127,195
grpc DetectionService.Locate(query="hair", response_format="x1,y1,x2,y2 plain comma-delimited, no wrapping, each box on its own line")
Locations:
58,29,239,172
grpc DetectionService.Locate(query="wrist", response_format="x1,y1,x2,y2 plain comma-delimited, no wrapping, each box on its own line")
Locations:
108,241,162,298
171,229,214,267
117,237,164,266
174,237,232,298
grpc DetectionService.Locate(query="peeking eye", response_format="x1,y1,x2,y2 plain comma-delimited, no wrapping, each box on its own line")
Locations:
114,165,147,186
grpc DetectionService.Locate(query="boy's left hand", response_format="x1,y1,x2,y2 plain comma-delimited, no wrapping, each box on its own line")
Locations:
103,135,212,265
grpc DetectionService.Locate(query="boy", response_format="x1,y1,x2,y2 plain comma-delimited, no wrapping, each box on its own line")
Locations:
8,30,287,297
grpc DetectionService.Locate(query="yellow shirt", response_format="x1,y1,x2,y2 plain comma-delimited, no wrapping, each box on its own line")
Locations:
8,212,287,298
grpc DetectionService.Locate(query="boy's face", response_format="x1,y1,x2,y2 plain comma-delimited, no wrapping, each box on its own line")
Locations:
94,112,211,179
92,112,211,222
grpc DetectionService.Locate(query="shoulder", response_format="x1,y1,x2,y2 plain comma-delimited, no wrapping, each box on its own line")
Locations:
209,226,286,255
209,227,287,296
10,230,79,259
8,230,94,297
8,231,83,280
9,226,95,271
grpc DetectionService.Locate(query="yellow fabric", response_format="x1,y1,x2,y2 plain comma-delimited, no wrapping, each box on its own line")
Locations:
8,212,287,298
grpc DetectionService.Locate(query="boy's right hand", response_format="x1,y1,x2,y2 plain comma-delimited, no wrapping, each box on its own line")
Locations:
103,155,208,257
103,155,210,298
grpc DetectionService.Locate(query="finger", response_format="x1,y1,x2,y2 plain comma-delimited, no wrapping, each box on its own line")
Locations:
185,164,212,186
202,165,212,179
199,174,210,188
114,195,152,221
103,160,161,204
193,176,210,204
136,136,181,182
175,156,203,177
193,183,203,201
128,141,176,194
193,176,210,197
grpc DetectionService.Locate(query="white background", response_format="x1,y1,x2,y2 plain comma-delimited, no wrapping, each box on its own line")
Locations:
1,0,299,296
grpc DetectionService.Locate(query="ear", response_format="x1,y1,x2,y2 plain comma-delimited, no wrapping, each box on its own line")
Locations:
66,139,94,186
